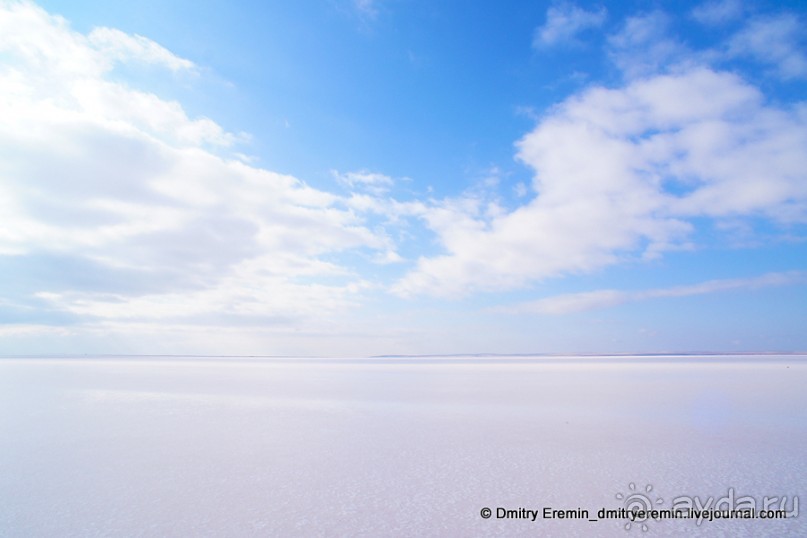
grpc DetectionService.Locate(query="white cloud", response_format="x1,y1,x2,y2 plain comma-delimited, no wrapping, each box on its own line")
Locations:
88,27,195,72
607,11,690,78
0,2,234,148
514,182,529,198
691,0,744,25
498,272,806,315
0,2,193,76
332,169,394,195
353,0,378,19
0,1,388,328
534,3,606,48
3,0,807,354
394,68,807,297
502,289,625,315
728,14,807,80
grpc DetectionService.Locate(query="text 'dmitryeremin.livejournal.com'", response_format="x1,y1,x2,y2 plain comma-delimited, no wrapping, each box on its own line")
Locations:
479,484,799,532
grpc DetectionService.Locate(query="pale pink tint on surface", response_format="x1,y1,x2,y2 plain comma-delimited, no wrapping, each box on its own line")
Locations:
0,355,804,537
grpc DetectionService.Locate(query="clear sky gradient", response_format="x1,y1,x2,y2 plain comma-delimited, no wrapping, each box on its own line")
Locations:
1,0,806,355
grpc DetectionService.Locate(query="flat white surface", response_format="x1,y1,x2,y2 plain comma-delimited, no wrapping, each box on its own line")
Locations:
1,356,805,537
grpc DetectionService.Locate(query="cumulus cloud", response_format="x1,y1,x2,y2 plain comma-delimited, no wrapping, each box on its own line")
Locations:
394,68,807,297
497,272,806,315
534,3,606,48
4,0,807,350
0,2,194,76
0,1,387,328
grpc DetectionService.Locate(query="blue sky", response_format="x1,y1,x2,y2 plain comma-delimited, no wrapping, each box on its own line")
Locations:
1,0,806,355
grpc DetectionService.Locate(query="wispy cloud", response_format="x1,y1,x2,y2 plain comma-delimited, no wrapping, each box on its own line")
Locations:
691,0,744,25
607,11,689,78
353,0,379,19
332,169,394,195
88,27,196,72
534,3,606,48
496,272,807,315
728,14,807,79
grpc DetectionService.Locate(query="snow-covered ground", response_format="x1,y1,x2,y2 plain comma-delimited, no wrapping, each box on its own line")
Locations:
0,355,804,537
